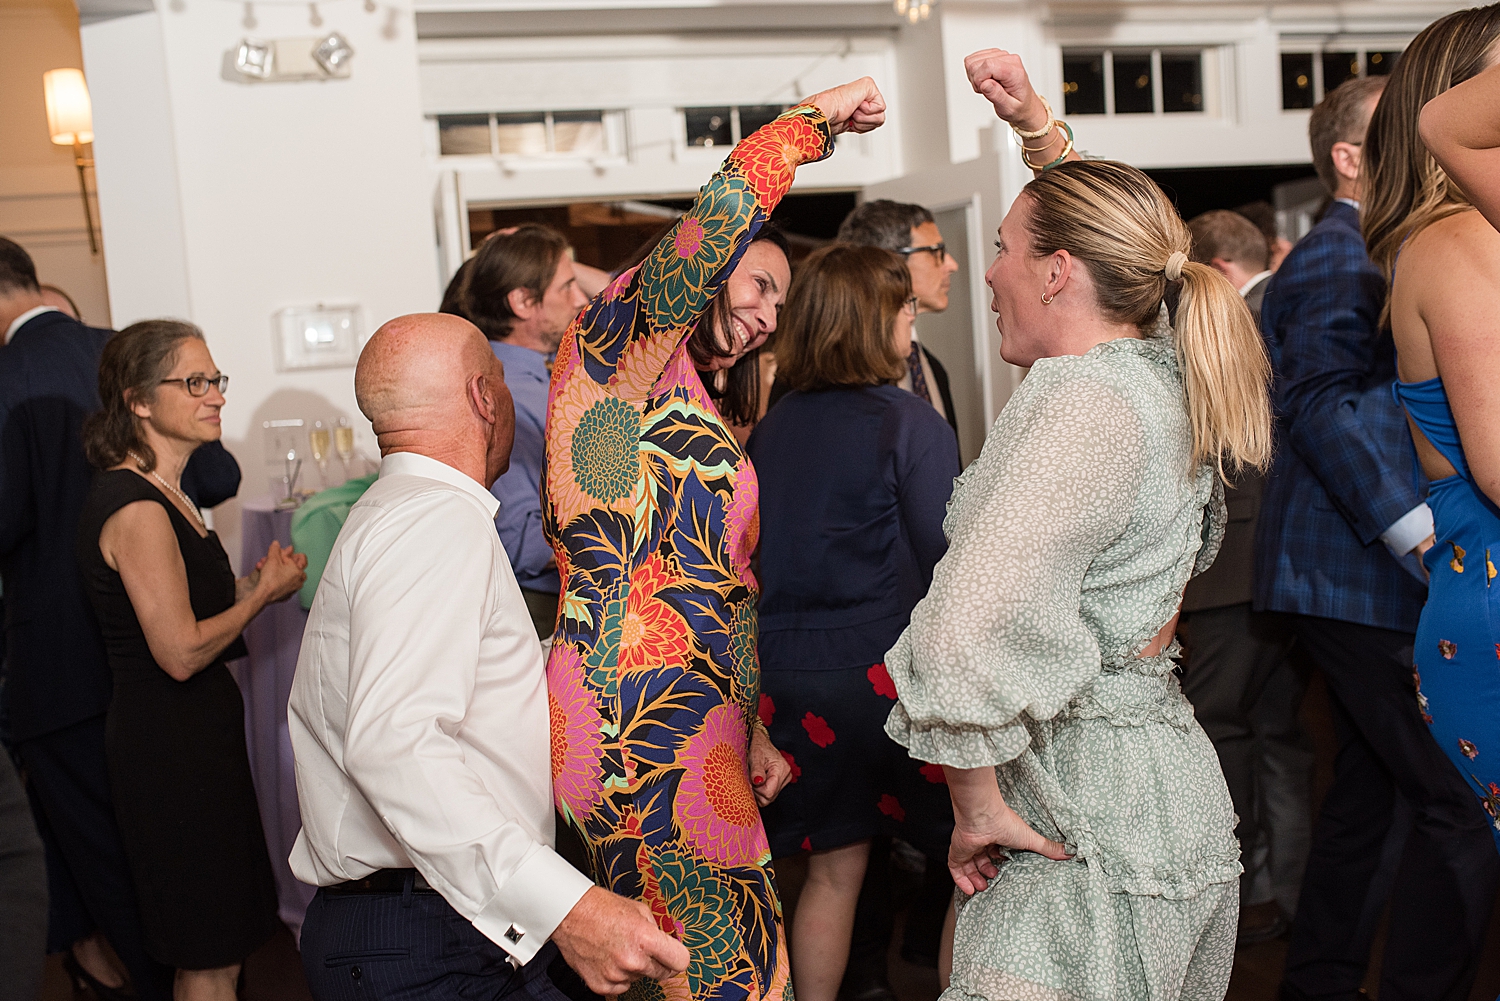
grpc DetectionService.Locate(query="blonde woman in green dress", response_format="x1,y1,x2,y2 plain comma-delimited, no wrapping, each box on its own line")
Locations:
883,51,1274,1001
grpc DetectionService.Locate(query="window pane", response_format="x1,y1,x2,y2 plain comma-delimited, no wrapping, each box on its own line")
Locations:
1161,53,1203,113
437,114,490,156
737,105,784,138
1322,51,1360,94
1112,53,1154,114
552,111,605,154
1366,50,1401,76
495,113,547,155
685,107,732,148
1062,52,1106,115
1281,52,1315,109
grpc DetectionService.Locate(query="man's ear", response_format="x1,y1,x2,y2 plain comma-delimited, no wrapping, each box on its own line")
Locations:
469,373,498,426
1331,140,1362,184
507,286,538,321
1208,257,1237,280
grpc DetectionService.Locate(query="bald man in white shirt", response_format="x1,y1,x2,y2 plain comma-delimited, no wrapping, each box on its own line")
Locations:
288,314,687,1000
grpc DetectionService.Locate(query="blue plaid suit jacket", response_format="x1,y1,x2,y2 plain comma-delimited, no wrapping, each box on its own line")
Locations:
1253,201,1428,633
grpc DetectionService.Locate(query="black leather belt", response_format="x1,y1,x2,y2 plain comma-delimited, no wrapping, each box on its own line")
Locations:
326,868,439,895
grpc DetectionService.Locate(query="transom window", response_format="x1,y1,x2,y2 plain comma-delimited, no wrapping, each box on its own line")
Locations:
1280,46,1403,110
1061,49,1206,116
682,105,788,148
435,110,611,157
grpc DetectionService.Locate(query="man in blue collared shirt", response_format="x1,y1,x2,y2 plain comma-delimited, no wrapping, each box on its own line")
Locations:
455,225,589,638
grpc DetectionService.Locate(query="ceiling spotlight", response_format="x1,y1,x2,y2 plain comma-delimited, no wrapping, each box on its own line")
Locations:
236,38,274,78
312,32,354,75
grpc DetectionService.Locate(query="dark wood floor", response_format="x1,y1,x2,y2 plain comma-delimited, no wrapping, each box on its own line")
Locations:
37,673,1500,1001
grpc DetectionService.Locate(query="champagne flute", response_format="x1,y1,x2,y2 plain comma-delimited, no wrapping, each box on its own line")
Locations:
334,417,355,477
309,421,331,487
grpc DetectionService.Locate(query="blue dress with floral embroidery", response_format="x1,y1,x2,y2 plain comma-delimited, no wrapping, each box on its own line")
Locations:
1397,376,1500,852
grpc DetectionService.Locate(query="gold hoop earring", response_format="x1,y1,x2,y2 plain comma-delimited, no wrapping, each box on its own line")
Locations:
1041,291,1055,305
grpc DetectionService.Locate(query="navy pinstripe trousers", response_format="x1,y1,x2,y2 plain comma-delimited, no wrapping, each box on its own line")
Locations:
301,880,573,1001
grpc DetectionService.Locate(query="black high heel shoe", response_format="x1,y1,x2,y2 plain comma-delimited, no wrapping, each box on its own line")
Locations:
62,949,137,1000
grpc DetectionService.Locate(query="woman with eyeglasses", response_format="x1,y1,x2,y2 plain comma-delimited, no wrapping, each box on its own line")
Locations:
749,244,960,1001
76,320,306,1001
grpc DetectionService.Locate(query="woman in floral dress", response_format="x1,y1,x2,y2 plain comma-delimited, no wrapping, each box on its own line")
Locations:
542,79,886,1001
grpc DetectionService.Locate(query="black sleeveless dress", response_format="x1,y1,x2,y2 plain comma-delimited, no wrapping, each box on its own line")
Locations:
76,469,278,969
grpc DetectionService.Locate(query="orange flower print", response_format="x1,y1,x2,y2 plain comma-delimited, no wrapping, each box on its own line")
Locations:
1450,542,1466,573
1439,639,1457,660
730,110,826,206
1414,669,1433,725
617,554,690,675
1460,739,1479,760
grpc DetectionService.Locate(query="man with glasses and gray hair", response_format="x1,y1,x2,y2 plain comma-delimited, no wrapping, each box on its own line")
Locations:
837,201,961,449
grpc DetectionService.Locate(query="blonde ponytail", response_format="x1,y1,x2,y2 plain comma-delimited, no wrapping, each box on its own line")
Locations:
1172,260,1273,478
1023,160,1272,480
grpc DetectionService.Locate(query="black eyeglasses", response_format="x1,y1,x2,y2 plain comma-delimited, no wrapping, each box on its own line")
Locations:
898,242,947,264
161,374,229,397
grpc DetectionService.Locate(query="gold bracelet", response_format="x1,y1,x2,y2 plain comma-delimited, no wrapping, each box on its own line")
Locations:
1010,95,1056,140
1021,120,1075,170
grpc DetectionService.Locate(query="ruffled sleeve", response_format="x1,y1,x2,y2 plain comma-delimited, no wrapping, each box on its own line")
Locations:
884,365,1147,768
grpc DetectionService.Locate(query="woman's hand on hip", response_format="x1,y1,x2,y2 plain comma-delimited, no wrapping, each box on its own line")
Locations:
748,723,791,807
942,763,1071,894
803,77,887,135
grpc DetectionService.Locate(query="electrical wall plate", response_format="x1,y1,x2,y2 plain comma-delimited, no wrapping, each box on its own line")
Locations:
272,304,362,371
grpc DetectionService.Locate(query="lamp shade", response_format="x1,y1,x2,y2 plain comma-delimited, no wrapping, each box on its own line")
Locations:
43,68,94,146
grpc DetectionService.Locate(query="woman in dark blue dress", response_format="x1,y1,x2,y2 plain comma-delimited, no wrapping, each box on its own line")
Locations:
748,244,960,1001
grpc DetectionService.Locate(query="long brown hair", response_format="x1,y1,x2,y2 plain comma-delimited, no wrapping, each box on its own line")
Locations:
774,243,909,392
82,320,205,471
1363,5,1500,280
1023,160,1273,479
614,221,791,426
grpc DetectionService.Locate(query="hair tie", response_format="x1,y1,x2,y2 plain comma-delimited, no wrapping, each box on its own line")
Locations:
1164,251,1188,282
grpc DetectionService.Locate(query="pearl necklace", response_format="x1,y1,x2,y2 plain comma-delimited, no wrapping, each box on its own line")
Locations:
126,451,205,529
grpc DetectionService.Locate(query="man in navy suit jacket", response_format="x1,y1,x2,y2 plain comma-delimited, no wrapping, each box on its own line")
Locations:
0,238,240,999
1255,79,1498,1000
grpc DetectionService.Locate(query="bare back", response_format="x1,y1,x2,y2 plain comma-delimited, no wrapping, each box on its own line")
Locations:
1389,207,1500,496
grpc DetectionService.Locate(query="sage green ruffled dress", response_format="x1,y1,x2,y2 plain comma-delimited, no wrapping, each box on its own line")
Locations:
885,334,1241,1001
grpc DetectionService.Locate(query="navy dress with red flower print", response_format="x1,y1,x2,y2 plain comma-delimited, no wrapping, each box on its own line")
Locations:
543,107,835,1001
1396,377,1500,852
748,384,960,858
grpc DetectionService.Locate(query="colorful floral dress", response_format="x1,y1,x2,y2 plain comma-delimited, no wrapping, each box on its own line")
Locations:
542,106,833,1001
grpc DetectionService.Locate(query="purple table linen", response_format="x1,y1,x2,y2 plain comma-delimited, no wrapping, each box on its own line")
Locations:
228,497,315,937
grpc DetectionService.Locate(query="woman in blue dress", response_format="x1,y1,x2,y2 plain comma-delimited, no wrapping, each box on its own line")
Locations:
1362,4,1500,849
749,244,959,1001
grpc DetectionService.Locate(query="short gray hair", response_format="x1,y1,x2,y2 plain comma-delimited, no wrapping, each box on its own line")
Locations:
836,200,935,253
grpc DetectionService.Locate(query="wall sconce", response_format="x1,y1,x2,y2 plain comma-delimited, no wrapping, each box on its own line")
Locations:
43,68,98,254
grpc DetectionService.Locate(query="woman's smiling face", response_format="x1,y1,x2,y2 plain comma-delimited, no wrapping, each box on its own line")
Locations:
704,240,791,371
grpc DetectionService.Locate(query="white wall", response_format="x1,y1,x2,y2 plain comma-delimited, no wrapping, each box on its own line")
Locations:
81,1,438,567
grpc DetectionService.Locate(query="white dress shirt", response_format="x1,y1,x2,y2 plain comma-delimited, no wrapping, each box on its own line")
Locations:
288,450,593,964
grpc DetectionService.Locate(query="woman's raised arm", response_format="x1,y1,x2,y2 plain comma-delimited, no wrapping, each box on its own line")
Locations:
1420,61,1500,233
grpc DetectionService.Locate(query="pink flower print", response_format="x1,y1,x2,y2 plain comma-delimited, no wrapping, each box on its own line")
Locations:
780,750,801,782
802,712,836,748
1459,739,1479,760
674,217,705,258
547,643,606,822
1439,639,1457,660
758,693,775,727
876,794,906,823
868,662,898,700
673,704,770,867
919,763,947,784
